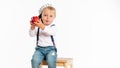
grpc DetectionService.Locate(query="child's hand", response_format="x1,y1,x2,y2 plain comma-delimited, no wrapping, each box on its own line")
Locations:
30,20,35,30
34,19,45,30
33,19,43,26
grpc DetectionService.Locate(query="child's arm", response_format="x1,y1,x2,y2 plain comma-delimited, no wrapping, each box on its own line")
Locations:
33,20,56,36
41,25,56,36
29,21,37,37
33,19,45,30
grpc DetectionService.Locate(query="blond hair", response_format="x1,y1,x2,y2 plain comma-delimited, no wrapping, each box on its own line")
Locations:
39,6,56,18
43,6,56,16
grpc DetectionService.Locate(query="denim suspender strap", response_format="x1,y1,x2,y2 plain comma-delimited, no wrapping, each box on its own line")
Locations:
36,28,56,46
36,28,39,45
50,35,56,46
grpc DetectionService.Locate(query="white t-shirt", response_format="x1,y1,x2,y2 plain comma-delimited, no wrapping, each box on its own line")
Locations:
29,24,56,47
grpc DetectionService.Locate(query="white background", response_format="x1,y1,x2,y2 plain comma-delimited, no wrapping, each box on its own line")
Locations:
0,0,120,68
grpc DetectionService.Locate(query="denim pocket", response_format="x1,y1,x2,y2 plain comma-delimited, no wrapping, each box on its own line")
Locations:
35,46,40,50
54,47,57,52
50,46,57,52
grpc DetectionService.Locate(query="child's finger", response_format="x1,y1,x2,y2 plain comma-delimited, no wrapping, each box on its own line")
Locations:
34,22,38,24
30,21,33,25
37,19,42,23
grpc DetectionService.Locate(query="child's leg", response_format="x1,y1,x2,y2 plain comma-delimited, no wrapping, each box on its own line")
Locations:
46,47,57,68
31,47,44,68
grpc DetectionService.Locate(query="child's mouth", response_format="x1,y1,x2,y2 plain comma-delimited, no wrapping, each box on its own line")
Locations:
46,20,49,22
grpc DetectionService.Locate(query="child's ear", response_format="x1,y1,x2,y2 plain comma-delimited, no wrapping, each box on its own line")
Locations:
38,14,42,18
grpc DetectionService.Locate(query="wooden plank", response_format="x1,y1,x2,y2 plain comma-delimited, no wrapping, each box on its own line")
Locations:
40,58,73,68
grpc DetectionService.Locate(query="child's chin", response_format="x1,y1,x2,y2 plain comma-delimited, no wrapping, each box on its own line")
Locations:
45,22,51,25
44,23,50,26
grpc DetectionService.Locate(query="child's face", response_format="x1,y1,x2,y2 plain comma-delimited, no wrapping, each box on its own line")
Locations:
41,8,55,25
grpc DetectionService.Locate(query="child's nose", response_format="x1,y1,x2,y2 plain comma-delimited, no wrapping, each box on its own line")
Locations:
47,16,49,19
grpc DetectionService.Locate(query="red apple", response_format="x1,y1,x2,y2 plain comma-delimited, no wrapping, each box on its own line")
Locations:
31,16,39,23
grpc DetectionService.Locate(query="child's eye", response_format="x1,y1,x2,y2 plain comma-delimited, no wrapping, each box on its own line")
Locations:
50,15,53,17
44,15,47,16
